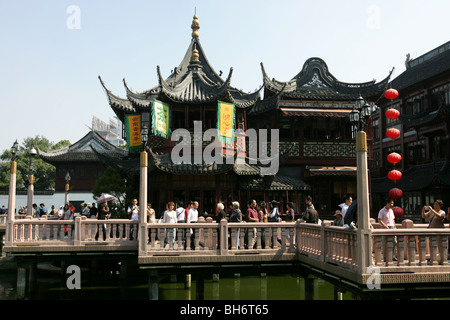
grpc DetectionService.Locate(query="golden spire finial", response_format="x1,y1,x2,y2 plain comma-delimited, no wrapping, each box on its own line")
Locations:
192,44,199,61
191,8,200,38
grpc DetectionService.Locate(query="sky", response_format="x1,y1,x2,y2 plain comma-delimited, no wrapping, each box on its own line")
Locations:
1,0,449,154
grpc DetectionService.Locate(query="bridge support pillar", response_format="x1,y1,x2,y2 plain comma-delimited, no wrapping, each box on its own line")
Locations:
234,273,240,299
334,286,344,300
305,275,315,300
185,274,191,289
148,269,159,300
16,265,27,299
196,273,204,300
120,260,128,279
28,261,37,294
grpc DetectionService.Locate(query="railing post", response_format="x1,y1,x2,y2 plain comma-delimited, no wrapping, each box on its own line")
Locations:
320,223,326,262
74,216,82,245
220,219,228,255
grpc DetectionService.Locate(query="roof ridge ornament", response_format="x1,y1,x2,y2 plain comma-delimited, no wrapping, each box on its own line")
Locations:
192,44,199,61
191,8,200,38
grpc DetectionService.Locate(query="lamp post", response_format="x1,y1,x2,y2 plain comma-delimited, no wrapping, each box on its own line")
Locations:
65,171,71,205
139,123,149,255
349,96,374,273
6,140,19,245
26,146,37,216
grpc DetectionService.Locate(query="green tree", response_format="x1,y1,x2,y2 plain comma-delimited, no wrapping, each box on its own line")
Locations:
92,166,129,218
0,136,71,191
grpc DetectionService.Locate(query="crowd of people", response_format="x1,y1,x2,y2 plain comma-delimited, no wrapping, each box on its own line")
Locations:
332,195,450,230
10,202,103,220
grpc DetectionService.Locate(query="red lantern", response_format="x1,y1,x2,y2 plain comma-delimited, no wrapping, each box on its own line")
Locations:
386,128,400,139
385,88,399,100
387,152,402,165
392,207,404,218
389,188,403,199
388,169,402,181
385,108,400,119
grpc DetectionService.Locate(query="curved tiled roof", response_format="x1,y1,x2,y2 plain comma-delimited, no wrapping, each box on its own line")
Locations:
252,59,392,115
262,58,392,100
99,36,260,120
38,131,128,165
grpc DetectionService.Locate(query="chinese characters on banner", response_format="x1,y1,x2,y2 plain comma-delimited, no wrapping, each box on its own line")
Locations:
152,100,171,138
217,101,235,144
125,114,143,153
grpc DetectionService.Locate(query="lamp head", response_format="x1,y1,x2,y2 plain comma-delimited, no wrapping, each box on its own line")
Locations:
10,140,19,160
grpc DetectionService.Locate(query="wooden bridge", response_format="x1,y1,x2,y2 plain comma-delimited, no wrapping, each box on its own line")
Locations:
2,213,450,299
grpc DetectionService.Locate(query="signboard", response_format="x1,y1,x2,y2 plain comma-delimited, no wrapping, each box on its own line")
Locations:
125,114,143,153
217,101,235,144
151,100,171,139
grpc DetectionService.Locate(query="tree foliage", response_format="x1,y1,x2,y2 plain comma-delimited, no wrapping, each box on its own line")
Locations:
92,166,129,218
0,136,71,191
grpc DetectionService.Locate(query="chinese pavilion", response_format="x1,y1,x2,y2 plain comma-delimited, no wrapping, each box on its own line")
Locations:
98,12,391,218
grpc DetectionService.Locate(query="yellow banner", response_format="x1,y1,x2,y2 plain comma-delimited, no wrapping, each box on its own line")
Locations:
219,101,235,138
126,114,142,148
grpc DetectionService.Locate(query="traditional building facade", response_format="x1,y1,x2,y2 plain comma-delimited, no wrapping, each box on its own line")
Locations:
97,13,391,218
371,40,450,221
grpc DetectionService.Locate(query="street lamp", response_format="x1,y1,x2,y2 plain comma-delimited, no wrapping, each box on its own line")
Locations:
350,96,373,132
141,124,149,147
349,96,373,273
65,171,71,205
6,140,19,245
27,146,37,216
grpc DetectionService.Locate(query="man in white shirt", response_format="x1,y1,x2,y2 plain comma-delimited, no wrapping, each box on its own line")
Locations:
378,198,395,229
187,201,199,223
187,201,199,249
341,195,353,219
378,198,397,261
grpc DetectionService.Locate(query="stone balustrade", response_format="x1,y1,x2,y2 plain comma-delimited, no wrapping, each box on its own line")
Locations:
3,216,450,284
